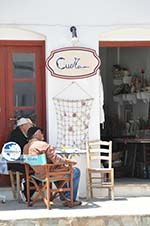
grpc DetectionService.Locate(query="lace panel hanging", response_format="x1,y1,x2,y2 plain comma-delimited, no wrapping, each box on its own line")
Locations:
53,97,93,150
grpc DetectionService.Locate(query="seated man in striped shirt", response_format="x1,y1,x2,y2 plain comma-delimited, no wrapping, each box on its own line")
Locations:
23,126,82,206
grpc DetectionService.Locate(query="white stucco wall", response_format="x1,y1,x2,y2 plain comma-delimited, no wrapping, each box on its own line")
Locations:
0,0,150,26
1,0,150,197
0,0,150,145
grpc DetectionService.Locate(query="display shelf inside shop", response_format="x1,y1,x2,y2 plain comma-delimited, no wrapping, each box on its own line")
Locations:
113,91,150,104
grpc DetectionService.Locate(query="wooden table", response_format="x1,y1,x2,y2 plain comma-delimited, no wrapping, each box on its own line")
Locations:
113,138,150,177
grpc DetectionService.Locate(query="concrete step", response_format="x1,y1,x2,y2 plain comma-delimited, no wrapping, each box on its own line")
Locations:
1,197,150,226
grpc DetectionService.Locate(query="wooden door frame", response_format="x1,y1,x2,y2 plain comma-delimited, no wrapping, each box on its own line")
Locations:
99,40,150,137
99,41,150,47
0,40,46,144
0,47,7,146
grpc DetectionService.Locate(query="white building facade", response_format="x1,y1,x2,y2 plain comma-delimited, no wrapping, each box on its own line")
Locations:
0,0,150,144
1,0,150,195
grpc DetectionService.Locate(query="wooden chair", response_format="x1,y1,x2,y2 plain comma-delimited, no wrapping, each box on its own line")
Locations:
86,140,114,200
1,142,24,202
23,154,74,209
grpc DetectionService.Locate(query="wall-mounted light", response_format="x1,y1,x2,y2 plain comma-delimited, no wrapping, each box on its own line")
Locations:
70,26,79,45
70,26,78,38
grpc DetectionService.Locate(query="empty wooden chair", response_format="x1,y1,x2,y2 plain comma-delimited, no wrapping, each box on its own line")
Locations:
23,153,74,209
86,140,114,200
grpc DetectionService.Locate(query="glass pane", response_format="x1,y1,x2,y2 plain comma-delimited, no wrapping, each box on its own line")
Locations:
14,109,36,124
13,53,35,78
14,82,35,107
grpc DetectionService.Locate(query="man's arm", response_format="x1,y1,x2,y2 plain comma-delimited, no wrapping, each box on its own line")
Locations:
46,145,77,165
46,145,67,164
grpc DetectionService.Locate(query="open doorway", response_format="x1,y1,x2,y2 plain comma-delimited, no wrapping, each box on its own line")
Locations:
99,41,150,179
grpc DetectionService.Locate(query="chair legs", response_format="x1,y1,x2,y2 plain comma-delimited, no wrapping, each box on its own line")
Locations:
86,170,90,200
25,177,53,209
109,187,114,200
87,171,115,200
46,178,50,209
89,175,94,199
110,169,114,200
86,172,93,200
24,162,74,209
9,171,22,202
9,171,16,199
16,171,21,202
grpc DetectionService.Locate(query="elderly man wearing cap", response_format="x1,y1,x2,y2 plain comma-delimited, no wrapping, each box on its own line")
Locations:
23,126,82,206
7,117,34,182
7,117,33,152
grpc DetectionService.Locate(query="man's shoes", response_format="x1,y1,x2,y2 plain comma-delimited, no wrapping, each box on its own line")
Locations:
72,200,82,206
63,200,82,207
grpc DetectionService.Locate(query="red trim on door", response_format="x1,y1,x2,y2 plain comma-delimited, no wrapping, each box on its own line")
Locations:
0,40,46,149
99,41,150,47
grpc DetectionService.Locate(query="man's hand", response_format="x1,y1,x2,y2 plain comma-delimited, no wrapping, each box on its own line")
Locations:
66,159,77,165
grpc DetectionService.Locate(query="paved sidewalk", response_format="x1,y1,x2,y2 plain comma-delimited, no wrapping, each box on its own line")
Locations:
1,178,150,225
0,197,150,220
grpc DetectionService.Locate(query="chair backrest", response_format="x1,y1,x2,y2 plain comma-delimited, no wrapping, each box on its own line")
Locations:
87,140,112,169
22,153,47,166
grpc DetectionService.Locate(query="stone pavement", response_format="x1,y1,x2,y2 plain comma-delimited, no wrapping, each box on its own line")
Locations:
0,196,150,226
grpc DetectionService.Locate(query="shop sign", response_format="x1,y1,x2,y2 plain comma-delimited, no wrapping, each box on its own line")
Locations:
46,47,101,79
